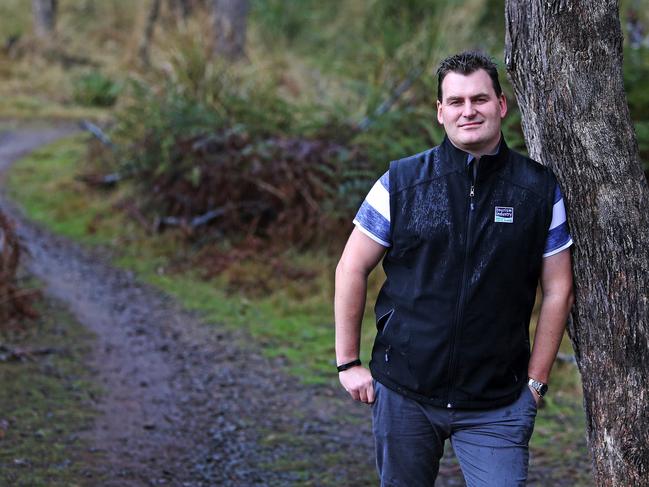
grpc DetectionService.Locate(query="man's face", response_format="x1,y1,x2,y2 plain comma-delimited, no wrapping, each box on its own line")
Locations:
436,69,507,156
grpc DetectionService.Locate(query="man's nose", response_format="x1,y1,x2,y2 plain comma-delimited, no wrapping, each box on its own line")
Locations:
462,101,477,117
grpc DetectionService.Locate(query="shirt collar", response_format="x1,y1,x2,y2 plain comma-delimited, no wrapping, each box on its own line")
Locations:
440,134,509,179
466,141,501,165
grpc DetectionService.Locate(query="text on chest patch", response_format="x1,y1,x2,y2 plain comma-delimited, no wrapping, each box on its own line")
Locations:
494,206,514,223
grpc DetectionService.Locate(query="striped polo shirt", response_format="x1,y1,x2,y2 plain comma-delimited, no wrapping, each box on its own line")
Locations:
354,169,573,258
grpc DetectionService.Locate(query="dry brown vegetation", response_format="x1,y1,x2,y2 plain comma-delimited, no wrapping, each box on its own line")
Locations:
83,122,371,246
0,210,38,328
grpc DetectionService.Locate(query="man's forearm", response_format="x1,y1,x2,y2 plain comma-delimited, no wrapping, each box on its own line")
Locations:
334,262,369,365
528,292,574,383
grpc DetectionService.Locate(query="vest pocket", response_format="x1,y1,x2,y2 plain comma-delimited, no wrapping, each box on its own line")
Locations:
376,308,395,335
373,310,419,390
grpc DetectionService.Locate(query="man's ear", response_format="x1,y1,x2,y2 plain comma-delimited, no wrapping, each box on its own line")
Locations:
499,94,508,118
437,100,444,125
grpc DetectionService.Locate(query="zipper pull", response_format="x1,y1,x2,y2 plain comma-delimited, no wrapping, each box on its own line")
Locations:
385,345,391,363
469,185,475,211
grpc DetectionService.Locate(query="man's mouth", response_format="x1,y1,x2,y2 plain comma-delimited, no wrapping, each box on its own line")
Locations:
459,121,483,128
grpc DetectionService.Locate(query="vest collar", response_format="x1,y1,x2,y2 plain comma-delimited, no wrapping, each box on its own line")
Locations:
441,134,510,181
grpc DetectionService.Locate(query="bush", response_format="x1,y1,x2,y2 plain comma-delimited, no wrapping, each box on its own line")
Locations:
98,59,372,248
72,71,121,107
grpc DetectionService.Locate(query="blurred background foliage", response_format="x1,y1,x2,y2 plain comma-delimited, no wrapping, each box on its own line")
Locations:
0,0,648,252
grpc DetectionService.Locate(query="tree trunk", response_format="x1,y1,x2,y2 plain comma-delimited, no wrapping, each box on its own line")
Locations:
137,0,161,67
168,0,191,20
32,0,57,39
211,0,249,61
505,1,649,486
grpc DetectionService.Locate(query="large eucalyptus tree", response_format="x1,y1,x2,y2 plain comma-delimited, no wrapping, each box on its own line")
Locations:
504,1,649,485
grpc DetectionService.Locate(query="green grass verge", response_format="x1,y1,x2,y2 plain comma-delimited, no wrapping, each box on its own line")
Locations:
0,284,102,486
5,134,136,245
0,95,111,122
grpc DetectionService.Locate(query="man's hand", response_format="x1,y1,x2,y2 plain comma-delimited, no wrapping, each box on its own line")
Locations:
339,366,375,404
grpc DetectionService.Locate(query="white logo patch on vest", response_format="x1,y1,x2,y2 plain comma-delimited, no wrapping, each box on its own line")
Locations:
494,206,514,223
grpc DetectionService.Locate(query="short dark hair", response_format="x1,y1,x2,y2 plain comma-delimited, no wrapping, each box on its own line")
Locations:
436,51,502,101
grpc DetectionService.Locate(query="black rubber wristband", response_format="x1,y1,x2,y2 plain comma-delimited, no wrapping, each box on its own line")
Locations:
337,359,361,372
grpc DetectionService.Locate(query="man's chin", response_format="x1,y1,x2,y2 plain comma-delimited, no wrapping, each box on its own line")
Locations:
455,137,487,151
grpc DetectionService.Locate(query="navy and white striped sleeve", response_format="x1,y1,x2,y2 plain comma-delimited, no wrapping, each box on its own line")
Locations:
543,183,573,257
352,171,391,247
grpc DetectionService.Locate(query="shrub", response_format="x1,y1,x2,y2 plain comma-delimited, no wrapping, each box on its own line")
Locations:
72,71,121,107
98,61,372,249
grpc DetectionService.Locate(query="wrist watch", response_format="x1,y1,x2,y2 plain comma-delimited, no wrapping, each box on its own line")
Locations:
528,378,548,397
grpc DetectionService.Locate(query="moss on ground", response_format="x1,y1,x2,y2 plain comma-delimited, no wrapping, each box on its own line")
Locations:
0,281,102,486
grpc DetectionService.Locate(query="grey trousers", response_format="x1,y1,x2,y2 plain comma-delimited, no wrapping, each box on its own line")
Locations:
372,381,538,487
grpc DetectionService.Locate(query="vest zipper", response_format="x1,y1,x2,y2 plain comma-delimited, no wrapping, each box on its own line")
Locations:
470,185,475,211
446,166,477,408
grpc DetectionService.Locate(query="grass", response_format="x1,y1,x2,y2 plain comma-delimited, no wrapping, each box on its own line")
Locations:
0,96,110,122
0,281,102,486
0,0,134,121
6,135,127,244
6,134,591,482
258,430,377,487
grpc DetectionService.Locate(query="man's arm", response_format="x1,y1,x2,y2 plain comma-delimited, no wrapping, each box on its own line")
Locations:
335,228,387,404
528,248,575,401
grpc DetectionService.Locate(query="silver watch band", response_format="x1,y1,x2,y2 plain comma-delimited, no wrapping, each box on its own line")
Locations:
527,378,548,397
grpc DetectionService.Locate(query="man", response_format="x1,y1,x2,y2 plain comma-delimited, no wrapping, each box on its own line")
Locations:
334,51,574,486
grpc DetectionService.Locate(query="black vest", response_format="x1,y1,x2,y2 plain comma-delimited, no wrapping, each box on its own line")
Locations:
369,136,558,409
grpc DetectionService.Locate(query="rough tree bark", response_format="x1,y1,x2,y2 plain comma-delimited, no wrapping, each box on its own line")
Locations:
32,0,57,39
505,1,649,486
211,0,249,61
